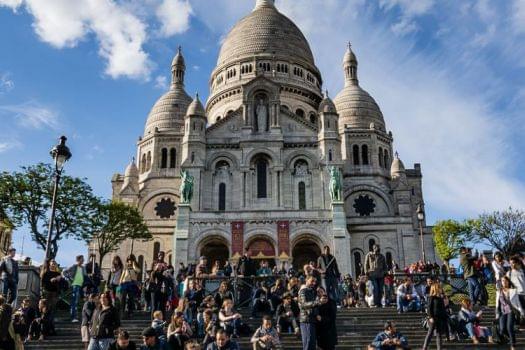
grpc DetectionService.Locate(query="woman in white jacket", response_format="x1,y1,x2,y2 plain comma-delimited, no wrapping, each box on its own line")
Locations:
496,276,524,350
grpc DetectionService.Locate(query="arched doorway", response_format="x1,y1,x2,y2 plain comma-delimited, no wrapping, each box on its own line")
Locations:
292,238,321,272
246,236,276,267
200,237,230,269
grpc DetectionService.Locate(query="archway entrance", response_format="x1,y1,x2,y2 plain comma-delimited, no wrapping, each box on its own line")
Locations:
292,238,321,272
200,238,229,269
246,237,276,267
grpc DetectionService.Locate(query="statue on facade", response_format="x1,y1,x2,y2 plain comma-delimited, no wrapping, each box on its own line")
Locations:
256,98,268,132
329,166,342,202
180,170,194,204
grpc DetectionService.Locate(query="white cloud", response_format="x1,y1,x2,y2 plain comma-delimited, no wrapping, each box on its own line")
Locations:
276,1,525,216
0,101,59,129
0,72,14,93
390,18,418,36
156,0,192,37
155,75,168,89
0,0,22,10
2,0,152,80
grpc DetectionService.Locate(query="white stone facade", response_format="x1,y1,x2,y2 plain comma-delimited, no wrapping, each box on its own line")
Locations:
106,0,436,277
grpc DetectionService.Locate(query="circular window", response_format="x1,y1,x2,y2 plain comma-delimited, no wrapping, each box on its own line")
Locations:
154,198,177,219
353,195,376,216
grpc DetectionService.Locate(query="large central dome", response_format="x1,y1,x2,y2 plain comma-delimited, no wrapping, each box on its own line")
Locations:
217,0,316,69
206,0,323,123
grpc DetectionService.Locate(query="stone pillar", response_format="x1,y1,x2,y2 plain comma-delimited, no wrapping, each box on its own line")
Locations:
331,201,352,275
172,204,191,266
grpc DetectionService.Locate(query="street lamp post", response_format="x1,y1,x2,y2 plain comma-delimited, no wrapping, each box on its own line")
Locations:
416,203,426,263
44,136,72,261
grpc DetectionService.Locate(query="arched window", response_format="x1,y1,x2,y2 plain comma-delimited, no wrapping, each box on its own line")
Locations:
153,242,160,260
141,154,147,173
298,182,306,210
218,183,226,211
368,238,375,252
191,152,195,164
147,151,152,171
328,149,333,162
362,145,369,165
354,252,362,277
216,116,222,122
353,145,360,165
384,151,389,169
256,158,268,198
169,148,176,168
160,148,168,168
378,147,383,168
386,252,393,270
296,108,305,118
309,114,316,124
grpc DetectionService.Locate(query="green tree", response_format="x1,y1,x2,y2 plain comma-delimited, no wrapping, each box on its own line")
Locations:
473,207,525,258
433,219,477,268
0,163,98,259
85,200,151,266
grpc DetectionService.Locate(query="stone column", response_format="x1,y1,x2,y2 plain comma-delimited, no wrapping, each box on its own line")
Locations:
331,201,352,275
172,204,191,266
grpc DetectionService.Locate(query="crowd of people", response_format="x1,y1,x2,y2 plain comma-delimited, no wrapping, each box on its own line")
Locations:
0,244,524,350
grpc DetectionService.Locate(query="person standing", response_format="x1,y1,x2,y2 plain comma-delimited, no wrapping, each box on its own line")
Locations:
236,248,256,305
364,244,387,308
120,255,140,319
459,247,481,305
496,276,524,350
317,246,341,302
107,256,124,295
507,256,525,311
88,291,121,350
86,254,102,294
40,258,63,317
422,283,448,350
316,292,338,350
0,247,19,306
298,276,325,350
64,255,88,322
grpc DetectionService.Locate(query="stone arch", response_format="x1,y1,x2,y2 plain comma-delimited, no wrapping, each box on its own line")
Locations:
351,248,365,277
245,234,277,264
344,184,395,215
207,152,240,171
364,233,381,252
139,190,179,212
284,150,319,170
245,148,278,167
291,233,323,271
197,234,230,268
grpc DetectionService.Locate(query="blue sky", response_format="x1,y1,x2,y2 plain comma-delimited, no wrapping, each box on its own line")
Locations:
1,0,524,266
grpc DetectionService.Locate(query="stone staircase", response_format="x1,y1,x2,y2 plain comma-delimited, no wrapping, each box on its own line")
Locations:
24,307,520,349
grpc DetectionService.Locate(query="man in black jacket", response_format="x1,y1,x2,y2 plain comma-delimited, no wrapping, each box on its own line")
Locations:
317,246,341,301
298,276,326,350
236,248,255,305
0,247,19,305
109,330,137,350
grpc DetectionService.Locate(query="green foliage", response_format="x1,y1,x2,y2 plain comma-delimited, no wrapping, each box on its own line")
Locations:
85,200,151,265
473,207,525,258
433,219,477,263
0,163,98,259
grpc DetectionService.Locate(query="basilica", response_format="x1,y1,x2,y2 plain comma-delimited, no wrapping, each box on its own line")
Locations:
107,0,436,276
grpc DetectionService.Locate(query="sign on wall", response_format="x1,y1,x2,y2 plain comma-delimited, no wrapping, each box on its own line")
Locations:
231,221,244,259
277,221,290,259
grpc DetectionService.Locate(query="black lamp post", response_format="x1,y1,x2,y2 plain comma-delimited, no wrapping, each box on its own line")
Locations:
44,136,72,260
416,203,426,263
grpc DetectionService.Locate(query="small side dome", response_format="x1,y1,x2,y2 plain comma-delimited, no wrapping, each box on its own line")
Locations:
172,46,185,69
124,158,139,178
319,91,336,114
390,152,406,178
343,42,357,64
187,93,205,116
